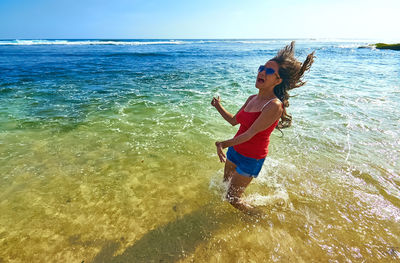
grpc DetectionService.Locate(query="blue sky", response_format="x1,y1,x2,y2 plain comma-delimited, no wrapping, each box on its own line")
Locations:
1,0,399,40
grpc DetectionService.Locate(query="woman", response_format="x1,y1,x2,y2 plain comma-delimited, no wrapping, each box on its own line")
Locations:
211,41,315,214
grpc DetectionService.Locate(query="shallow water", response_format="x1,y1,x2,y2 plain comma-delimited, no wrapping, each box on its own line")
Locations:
0,39,399,262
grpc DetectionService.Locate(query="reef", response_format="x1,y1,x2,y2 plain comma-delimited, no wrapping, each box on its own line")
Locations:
374,43,400,50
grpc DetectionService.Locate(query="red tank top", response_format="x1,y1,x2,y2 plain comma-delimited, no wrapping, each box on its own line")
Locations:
233,100,280,159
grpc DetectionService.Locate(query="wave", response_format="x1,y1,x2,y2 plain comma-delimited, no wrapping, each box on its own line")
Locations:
0,38,381,47
104,52,171,57
338,43,372,49
234,40,285,44
309,38,377,43
0,39,187,46
0,39,281,46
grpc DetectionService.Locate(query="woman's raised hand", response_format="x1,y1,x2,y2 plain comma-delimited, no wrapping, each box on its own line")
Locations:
211,96,221,107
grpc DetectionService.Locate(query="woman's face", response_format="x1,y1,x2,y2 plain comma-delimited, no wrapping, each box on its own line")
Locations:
255,60,281,90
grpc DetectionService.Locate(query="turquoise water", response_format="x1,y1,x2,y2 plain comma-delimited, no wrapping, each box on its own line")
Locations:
0,39,399,262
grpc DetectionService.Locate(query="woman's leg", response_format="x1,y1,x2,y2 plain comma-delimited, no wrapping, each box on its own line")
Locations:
223,159,237,182
226,171,256,214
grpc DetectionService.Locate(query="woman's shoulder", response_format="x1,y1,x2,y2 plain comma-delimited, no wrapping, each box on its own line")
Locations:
272,98,283,108
261,98,283,113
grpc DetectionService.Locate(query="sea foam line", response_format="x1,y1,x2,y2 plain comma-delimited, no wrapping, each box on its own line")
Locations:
0,40,186,46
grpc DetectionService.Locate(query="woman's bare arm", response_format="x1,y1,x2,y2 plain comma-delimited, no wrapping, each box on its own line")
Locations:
211,95,255,126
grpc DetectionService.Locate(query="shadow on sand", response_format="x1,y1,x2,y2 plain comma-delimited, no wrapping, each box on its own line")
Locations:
91,204,233,263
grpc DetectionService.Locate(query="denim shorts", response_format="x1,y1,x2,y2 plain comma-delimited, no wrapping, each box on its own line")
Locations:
226,147,265,178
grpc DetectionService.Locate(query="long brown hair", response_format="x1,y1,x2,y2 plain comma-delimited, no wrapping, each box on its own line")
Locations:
271,41,315,129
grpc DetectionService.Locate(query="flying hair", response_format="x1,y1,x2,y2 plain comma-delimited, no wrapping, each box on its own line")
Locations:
270,41,315,130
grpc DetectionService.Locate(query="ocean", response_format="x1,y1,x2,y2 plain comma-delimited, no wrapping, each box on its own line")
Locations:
0,39,399,262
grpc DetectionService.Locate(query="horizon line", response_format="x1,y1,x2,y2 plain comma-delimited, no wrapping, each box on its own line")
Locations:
0,37,385,41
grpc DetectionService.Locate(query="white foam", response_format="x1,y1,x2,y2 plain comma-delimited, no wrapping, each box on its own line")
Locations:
234,40,282,44
338,43,368,49
243,191,292,210
208,164,293,210
0,39,381,46
255,157,297,187
208,169,230,201
311,38,376,43
0,40,186,46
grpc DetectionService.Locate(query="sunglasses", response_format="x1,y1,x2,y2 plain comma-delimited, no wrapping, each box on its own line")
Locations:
258,65,276,75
